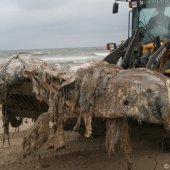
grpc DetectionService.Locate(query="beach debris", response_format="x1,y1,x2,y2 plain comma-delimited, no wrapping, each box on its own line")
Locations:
55,62,170,170
29,64,72,150
54,61,170,134
2,55,170,170
21,60,170,170
0,55,49,146
0,54,47,86
22,112,49,157
105,119,132,170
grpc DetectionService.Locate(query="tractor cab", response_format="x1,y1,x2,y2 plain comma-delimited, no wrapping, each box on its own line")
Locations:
113,0,170,41
131,1,170,42
105,0,170,75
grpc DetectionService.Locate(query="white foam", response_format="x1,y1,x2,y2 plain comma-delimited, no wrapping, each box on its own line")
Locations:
93,52,109,57
40,56,98,62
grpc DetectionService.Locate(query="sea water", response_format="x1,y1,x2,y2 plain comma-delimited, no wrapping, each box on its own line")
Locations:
0,47,109,65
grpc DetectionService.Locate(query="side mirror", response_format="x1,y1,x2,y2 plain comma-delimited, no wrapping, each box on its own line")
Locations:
106,43,117,51
113,2,119,14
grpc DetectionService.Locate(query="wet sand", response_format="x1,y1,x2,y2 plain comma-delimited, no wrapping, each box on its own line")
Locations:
0,120,170,170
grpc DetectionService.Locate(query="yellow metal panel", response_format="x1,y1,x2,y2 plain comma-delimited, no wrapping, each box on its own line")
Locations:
165,69,170,74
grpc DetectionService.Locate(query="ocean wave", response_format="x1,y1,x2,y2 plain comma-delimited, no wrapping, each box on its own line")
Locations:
31,51,43,55
93,52,109,57
0,47,108,65
40,55,101,62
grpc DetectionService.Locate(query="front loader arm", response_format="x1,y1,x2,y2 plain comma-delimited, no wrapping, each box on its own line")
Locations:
146,40,170,69
121,27,144,69
104,38,129,65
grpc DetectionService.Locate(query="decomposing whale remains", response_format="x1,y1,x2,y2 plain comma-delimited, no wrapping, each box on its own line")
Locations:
1,55,170,170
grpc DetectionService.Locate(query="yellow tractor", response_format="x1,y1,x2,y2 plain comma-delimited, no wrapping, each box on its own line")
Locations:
104,0,170,75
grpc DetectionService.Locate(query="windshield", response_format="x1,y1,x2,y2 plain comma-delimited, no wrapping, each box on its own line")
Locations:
139,1,170,42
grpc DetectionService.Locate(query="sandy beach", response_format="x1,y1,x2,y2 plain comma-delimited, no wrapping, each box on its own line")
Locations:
0,119,169,170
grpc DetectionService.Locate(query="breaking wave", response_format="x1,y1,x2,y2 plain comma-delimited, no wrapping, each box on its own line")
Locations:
0,47,108,64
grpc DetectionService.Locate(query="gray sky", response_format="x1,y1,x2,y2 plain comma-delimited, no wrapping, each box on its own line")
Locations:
0,0,129,50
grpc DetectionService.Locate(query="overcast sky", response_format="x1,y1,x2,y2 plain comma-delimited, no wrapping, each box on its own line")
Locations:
0,0,129,50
